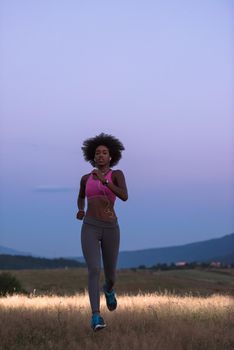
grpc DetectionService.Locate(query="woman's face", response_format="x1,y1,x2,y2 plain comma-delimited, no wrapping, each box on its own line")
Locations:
94,145,110,166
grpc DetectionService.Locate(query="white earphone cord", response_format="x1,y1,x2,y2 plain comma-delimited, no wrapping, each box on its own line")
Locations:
98,179,114,218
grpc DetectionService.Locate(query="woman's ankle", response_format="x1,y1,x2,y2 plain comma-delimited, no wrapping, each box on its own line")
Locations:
92,311,100,316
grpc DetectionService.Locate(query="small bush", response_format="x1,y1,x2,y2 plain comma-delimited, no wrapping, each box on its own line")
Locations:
0,272,26,296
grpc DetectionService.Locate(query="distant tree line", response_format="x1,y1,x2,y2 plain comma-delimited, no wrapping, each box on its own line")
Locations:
0,254,86,270
136,261,234,271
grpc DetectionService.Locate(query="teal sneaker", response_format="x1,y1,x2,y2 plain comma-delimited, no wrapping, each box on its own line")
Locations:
103,285,117,311
91,314,106,331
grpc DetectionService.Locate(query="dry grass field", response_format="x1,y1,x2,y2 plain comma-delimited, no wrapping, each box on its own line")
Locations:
0,293,233,350
0,268,234,350
4,267,234,296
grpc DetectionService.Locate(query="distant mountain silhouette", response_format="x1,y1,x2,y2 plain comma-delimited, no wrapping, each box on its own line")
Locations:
2,234,233,269
209,253,234,265
115,233,234,268
0,246,30,256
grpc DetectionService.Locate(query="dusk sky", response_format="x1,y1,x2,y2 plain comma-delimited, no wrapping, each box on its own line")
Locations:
0,0,233,258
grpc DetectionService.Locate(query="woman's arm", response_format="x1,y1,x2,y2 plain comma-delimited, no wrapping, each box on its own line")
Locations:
111,170,128,201
76,174,88,220
92,169,128,201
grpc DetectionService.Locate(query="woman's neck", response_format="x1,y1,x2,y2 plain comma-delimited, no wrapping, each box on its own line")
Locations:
97,166,110,175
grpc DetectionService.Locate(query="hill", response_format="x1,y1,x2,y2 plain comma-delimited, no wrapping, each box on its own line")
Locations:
210,253,234,265
115,233,234,268
0,246,30,256
2,233,234,269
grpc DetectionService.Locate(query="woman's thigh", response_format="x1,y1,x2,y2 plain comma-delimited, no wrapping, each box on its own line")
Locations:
81,222,101,269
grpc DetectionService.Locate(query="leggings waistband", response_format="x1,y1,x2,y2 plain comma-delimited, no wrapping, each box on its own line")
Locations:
83,216,118,228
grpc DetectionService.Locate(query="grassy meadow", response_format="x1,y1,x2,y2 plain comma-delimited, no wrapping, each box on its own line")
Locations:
4,267,234,296
0,268,234,350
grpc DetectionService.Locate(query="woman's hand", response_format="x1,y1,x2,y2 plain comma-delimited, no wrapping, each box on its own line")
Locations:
76,210,85,220
92,169,105,183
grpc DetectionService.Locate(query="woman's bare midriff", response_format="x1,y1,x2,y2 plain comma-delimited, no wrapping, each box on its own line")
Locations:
85,197,117,221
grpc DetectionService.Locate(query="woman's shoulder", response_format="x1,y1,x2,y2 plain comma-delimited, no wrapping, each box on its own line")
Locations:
112,169,124,174
81,173,91,183
111,169,125,178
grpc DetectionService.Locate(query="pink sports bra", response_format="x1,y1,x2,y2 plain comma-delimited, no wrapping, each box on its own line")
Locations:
85,170,116,203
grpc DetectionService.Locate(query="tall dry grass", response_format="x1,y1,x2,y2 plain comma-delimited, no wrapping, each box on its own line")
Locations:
0,292,233,350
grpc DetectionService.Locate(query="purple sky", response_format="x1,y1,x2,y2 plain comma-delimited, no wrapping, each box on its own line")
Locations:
0,0,233,257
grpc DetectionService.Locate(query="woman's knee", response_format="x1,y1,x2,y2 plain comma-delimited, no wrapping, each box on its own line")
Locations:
88,266,101,278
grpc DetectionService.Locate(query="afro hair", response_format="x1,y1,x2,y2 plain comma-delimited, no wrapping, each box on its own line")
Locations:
81,133,125,167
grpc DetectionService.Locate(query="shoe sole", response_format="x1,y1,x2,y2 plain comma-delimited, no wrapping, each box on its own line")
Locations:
107,303,117,311
93,324,106,332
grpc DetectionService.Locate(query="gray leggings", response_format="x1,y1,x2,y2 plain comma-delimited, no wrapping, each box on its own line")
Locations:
81,216,120,313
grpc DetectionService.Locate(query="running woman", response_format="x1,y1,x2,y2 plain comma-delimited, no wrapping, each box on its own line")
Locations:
76,133,128,331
